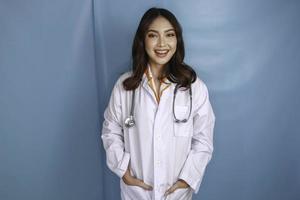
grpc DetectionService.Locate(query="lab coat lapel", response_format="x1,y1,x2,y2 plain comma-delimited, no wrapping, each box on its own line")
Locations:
141,73,176,104
141,72,157,104
141,72,176,106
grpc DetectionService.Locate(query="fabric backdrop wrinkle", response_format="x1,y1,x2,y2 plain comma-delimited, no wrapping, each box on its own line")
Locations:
0,0,299,200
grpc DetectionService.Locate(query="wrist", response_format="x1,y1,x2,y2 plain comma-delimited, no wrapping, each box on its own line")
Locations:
178,179,190,187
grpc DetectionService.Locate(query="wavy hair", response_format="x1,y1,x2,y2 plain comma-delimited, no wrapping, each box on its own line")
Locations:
123,7,196,90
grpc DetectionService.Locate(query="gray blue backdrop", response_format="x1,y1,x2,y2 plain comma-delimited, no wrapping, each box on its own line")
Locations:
0,0,299,200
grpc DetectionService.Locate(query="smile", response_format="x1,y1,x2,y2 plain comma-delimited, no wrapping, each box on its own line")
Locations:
154,49,169,57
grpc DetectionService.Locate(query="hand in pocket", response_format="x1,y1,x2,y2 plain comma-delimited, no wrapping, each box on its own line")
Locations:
164,179,190,197
122,167,153,191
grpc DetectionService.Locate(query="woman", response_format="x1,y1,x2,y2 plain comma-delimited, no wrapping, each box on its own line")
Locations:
101,7,215,200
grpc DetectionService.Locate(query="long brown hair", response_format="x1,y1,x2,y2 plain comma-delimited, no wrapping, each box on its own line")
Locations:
123,7,196,91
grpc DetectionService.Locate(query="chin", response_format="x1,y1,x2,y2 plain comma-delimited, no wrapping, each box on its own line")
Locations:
150,57,172,66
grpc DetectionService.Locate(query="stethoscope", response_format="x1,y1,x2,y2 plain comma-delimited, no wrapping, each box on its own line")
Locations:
124,84,192,128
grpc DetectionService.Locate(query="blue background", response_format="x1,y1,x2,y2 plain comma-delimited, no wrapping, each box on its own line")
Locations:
1,0,299,199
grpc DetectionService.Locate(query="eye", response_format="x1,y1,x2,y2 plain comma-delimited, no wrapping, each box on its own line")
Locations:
167,33,176,37
147,33,157,38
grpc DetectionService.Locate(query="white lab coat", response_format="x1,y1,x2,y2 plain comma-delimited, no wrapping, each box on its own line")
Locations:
101,71,215,200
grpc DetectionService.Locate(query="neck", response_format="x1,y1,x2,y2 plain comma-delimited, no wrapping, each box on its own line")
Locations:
149,63,164,80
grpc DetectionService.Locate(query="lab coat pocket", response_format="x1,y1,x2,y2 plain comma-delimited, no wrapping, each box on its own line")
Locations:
173,105,193,137
166,187,193,200
120,179,151,200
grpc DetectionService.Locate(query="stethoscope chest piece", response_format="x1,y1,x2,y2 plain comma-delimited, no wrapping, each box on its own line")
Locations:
124,89,136,128
124,115,135,128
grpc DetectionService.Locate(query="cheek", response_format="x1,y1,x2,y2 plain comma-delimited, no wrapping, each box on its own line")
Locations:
145,38,156,49
171,40,177,48
169,45,177,58
144,41,151,54
144,44,154,58
170,41,177,53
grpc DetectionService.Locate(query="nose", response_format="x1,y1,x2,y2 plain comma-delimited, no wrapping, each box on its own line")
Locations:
158,36,166,47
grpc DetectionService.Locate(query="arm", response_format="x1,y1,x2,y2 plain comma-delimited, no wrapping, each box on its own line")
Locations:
178,78,216,194
101,79,130,178
101,79,153,190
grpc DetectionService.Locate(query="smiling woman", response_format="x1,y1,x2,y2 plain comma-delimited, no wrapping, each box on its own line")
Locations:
101,7,216,200
144,16,178,101
144,16,177,70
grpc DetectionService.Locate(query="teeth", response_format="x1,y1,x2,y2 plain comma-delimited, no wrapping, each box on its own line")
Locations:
155,50,168,54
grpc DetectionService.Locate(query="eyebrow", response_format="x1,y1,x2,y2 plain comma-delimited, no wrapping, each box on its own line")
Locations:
147,29,175,33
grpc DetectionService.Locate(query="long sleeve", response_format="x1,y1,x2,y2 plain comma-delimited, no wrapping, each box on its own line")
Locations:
101,79,130,178
178,78,216,194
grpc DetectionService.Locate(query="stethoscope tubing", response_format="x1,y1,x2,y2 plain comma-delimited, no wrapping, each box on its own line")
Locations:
125,84,192,128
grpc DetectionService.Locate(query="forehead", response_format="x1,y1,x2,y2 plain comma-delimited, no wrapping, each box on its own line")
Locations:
147,16,174,31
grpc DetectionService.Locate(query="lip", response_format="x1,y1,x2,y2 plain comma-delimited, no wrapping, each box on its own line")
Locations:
154,49,169,53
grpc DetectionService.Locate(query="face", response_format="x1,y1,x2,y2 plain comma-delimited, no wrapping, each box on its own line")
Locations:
144,16,177,69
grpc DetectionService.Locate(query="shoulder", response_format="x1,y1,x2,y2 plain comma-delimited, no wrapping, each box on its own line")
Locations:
190,75,214,111
114,70,133,91
191,76,209,94
117,71,133,83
